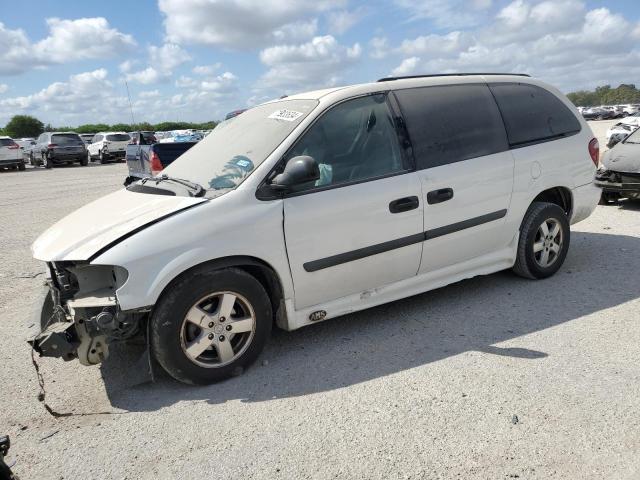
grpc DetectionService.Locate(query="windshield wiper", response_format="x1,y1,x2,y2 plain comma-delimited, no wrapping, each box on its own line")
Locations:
142,174,206,197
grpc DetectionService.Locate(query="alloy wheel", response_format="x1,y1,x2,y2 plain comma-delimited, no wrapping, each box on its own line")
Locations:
533,218,563,268
180,291,256,368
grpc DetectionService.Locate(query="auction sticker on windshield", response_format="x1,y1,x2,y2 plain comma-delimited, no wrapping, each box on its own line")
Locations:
268,109,304,122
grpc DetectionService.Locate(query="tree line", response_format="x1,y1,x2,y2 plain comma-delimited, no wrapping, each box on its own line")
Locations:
567,84,640,107
0,115,218,139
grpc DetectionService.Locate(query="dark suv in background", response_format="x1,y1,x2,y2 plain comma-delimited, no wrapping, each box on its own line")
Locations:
33,132,87,169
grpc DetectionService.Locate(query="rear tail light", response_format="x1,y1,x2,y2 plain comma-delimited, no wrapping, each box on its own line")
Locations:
8,142,19,150
588,138,599,166
149,151,163,176
47,143,57,149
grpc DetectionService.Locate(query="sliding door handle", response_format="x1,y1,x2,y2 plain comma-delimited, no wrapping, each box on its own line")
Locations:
389,196,419,213
427,188,454,205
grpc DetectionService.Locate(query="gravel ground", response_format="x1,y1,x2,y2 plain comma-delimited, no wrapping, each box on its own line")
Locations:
1,138,639,479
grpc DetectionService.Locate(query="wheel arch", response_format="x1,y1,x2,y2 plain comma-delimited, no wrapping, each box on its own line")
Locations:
531,186,573,217
155,255,286,326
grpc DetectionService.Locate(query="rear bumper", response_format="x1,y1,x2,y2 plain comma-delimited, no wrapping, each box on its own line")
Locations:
571,182,601,224
0,158,23,166
104,150,126,159
51,152,84,162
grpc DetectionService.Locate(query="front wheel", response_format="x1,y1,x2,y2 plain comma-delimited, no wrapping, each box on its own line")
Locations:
80,154,88,166
151,267,272,385
513,202,570,280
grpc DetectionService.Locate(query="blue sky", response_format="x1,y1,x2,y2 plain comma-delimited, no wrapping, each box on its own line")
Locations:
1,0,639,125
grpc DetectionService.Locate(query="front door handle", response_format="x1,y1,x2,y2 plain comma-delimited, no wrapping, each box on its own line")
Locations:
389,196,419,213
427,188,454,205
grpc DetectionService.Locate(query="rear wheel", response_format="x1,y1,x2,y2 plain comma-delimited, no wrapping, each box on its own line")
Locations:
151,267,272,385
44,154,53,169
99,150,106,164
80,154,88,166
513,202,570,279
18,162,25,171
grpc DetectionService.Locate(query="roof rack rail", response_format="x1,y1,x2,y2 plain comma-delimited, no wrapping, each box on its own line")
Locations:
377,73,530,82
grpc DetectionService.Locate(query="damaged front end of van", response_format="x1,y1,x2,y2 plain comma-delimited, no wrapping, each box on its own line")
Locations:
30,261,146,365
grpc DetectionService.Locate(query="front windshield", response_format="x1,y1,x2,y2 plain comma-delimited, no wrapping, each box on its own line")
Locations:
624,128,640,144
161,99,318,191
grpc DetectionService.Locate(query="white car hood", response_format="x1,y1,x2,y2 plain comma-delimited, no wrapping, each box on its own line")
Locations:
32,188,206,261
602,142,640,174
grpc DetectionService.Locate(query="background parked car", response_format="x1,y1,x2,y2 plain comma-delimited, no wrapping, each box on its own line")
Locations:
0,137,26,171
124,133,197,185
582,107,615,120
87,132,131,163
601,106,625,118
622,104,640,116
33,132,87,168
79,133,95,145
128,131,157,145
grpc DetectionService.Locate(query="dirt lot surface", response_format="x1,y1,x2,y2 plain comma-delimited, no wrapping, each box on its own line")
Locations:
1,142,639,479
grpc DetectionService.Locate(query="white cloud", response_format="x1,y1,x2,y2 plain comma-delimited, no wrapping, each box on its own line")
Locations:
391,57,420,76
139,90,161,98
149,43,191,72
124,43,191,85
158,0,345,48
273,19,318,42
327,9,365,35
399,31,472,56
0,18,135,75
369,37,389,59
126,67,163,85
388,2,640,92
259,35,361,91
0,84,8,94
201,72,238,92
175,75,197,88
0,69,130,125
193,63,222,75
395,0,493,28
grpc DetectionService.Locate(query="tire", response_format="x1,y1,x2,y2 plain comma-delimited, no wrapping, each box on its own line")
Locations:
80,154,88,166
151,267,272,385
44,154,53,169
513,202,570,280
99,150,106,164
18,162,25,171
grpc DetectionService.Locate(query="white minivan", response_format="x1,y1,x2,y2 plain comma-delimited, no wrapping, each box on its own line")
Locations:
31,74,601,385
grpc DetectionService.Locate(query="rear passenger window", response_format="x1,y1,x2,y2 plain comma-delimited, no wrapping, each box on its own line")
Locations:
489,83,581,147
395,84,508,169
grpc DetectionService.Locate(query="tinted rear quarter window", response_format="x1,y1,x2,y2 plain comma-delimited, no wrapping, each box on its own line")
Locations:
489,83,581,147
0,139,15,146
394,84,508,170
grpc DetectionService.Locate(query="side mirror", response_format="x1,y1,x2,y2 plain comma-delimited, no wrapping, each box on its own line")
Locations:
271,155,320,190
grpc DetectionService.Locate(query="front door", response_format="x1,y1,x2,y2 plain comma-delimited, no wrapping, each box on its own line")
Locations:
282,94,424,309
